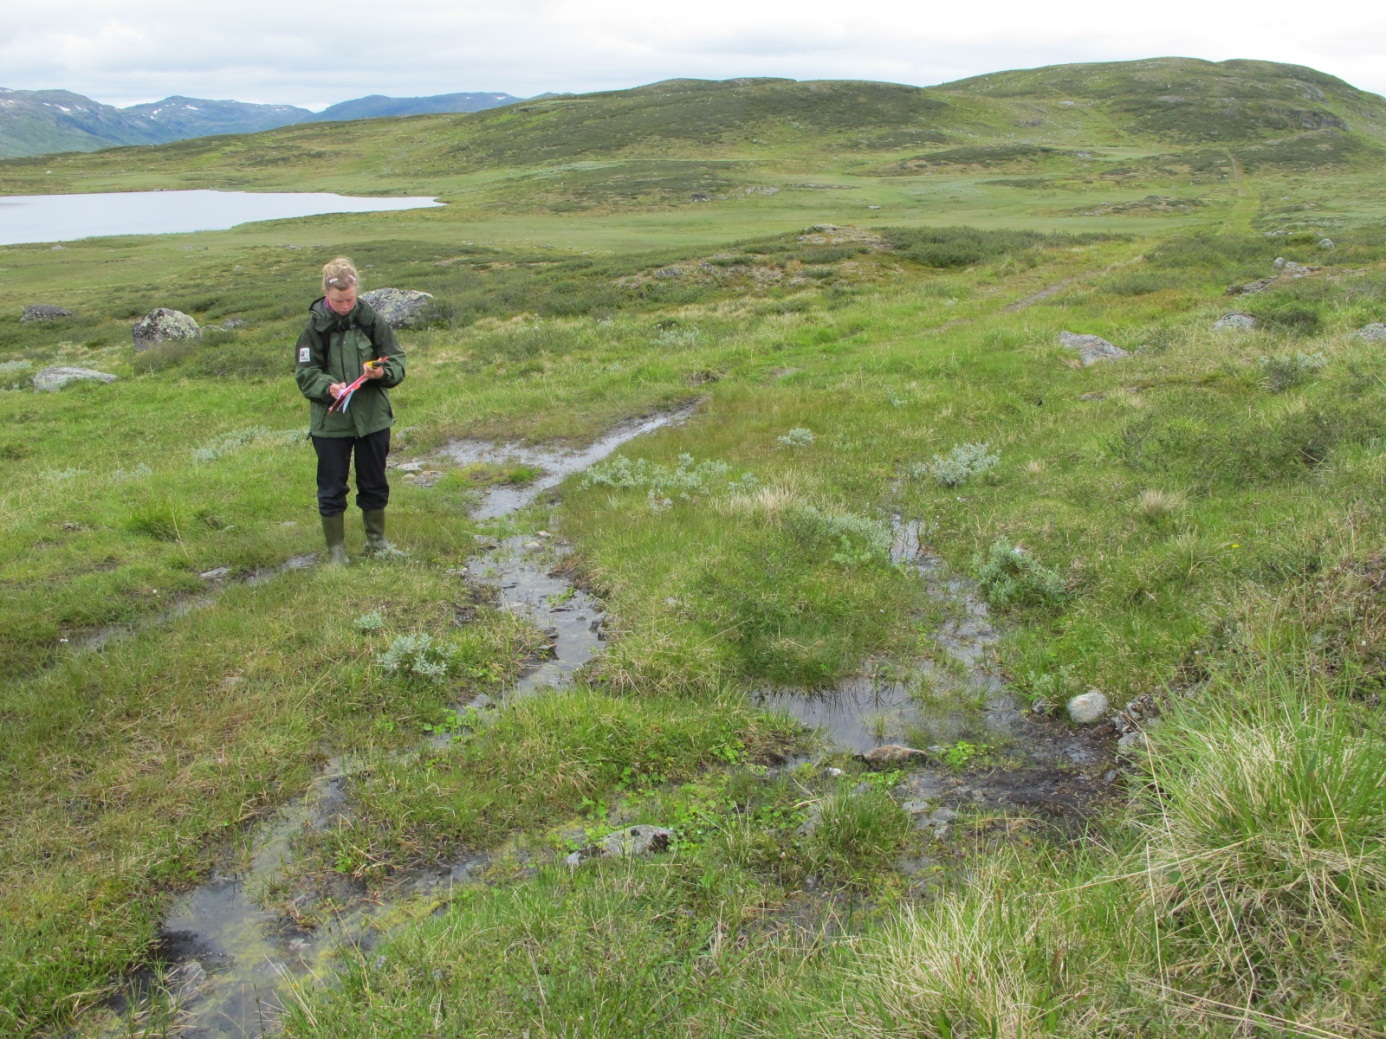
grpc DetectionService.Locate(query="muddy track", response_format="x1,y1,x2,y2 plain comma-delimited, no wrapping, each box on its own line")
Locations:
95,407,696,1038
94,404,1118,1037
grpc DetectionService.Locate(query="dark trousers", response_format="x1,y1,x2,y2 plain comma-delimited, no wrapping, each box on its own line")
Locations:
312,428,390,516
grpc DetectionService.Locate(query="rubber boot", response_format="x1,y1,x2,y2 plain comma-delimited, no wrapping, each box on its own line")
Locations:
321,513,349,566
362,508,393,558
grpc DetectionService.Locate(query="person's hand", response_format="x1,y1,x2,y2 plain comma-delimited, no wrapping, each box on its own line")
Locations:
329,382,347,399
363,361,385,380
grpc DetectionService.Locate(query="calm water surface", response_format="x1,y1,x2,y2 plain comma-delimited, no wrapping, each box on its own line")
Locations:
0,190,444,246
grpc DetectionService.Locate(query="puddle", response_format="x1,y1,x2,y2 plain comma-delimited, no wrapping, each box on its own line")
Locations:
98,408,694,1037
465,535,605,699
436,404,697,518
758,518,1112,788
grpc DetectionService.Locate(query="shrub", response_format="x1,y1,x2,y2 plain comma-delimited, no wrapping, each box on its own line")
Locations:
580,453,756,504
777,427,814,448
917,442,1000,487
377,633,455,686
974,540,1067,608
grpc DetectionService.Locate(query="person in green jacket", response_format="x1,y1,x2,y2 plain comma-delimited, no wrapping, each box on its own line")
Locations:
294,257,406,564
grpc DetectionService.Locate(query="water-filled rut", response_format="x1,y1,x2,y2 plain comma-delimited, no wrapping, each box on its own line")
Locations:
98,404,1113,1036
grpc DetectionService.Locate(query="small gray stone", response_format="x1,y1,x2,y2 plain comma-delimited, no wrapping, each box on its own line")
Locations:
1059,331,1129,365
1066,690,1110,725
1356,323,1386,343
132,308,201,351
21,304,72,322
199,567,230,581
33,366,117,392
929,807,958,824
360,288,434,329
1214,313,1256,331
564,824,673,868
901,800,933,815
1117,730,1149,756
1318,238,1335,250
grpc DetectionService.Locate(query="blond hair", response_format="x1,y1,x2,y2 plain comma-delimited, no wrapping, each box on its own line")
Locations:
321,257,359,294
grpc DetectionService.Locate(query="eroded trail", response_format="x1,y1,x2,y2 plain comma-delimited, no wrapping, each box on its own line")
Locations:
103,409,693,1038
100,404,1112,1037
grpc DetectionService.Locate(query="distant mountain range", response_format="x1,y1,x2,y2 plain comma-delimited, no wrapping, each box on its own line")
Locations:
0,88,525,159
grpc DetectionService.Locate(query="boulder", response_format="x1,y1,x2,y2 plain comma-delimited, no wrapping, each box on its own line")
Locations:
33,366,117,392
132,308,200,352
1318,238,1336,250
1356,323,1386,343
1059,331,1129,365
1066,690,1110,725
359,288,434,329
21,304,72,322
1214,313,1256,331
564,824,672,868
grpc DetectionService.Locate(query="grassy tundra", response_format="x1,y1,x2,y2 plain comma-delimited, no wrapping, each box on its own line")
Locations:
2,59,1386,1037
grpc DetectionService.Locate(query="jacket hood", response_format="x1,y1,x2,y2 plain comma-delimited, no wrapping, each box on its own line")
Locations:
309,296,379,333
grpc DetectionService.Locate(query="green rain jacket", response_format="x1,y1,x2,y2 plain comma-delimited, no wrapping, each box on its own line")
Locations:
294,297,406,438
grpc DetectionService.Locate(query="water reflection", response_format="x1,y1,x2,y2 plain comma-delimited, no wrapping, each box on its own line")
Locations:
0,190,444,246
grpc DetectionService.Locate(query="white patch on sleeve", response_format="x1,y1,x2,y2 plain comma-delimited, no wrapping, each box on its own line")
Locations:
298,347,311,363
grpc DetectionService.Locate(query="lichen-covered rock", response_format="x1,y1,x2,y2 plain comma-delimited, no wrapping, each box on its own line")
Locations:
1356,323,1386,343
33,366,117,392
21,304,72,322
1059,331,1129,365
1066,690,1110,725
132,308,200,351
1214,313,1257,331
359,288,434,329
564,824,672,868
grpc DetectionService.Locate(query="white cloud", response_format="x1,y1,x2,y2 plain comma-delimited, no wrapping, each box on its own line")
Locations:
0,0,1382,107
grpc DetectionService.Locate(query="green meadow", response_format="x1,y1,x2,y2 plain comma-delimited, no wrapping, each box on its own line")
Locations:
3,61,1386,1037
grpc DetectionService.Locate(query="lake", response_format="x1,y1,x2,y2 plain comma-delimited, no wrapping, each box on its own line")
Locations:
0,190,445,246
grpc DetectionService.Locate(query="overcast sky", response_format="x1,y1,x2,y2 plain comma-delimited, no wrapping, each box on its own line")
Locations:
4,0,1384,110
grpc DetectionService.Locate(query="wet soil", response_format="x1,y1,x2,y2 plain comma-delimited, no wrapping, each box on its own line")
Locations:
87,406,1116,1037
87,409,694,1038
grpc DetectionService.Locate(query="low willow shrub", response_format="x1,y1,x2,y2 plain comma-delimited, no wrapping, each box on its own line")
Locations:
916,441,999,487
974,540,1067,608
377,633,454,686
580,453,757,507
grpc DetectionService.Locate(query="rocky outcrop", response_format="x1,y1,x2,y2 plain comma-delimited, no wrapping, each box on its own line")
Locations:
33,366,117,392
21,305,72,322
132,308,200,351
1356,323,1386,342
360,288,433,329
1059,331,1128,365
1214,313,1256,331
